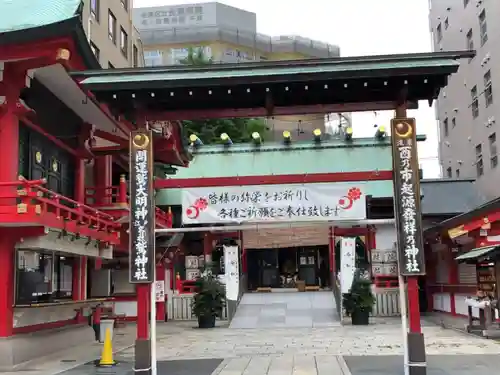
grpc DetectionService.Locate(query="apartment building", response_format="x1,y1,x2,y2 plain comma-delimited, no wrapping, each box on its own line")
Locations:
133,2,341,141
82,0,144,68
429,0,498,198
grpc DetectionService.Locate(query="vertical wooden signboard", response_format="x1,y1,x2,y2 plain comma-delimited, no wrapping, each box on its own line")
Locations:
129,130,155,283
391,118,426,276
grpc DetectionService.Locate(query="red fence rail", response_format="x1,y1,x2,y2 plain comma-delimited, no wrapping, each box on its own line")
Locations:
0,178,121,242
85,176,172,228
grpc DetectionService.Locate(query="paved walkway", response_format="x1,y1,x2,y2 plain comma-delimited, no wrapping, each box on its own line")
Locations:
229,292,339,329
345,354,500,375
6,318,500,374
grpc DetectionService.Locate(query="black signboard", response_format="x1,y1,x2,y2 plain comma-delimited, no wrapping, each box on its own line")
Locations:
129,130,155,283
391,118,426,276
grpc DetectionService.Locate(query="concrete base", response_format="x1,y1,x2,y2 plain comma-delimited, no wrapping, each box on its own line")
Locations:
227,299,237,322
0,324,94,370
134,339,152,375
408,332,426,375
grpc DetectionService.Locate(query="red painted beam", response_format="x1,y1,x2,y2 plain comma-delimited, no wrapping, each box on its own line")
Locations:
144,102,414,121
94,129,128,147
75,86,132,136
154,170,393,189
0,37,71,61
92,145,126,153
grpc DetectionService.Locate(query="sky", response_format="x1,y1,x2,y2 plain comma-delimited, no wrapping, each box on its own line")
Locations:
135,0,441,178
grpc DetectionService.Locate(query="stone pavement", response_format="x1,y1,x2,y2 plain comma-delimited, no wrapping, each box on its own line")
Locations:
2,324,138,375
122,318,500,361
345,354,500,375
229,291,339,329
5,318,500,375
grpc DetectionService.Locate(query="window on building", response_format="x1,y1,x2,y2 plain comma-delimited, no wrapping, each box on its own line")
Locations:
466,29,474,51
484,70,493,107
456,169,460,178
436,23,442,43
16,251,74,304
452,117,456,128
121,0,128,11
90,0,99,22
489,133,497,168
464,0,469,7
120,27,128,57
90,41,100,62
133,45,139,67
471,85,479,118
444,17,449,30
479,10,488,46
108,11,117,44
476,143,484,176
443,118,449,136
446,167,452,178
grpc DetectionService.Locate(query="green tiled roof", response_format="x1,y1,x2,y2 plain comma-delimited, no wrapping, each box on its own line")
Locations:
0,0,81,33
155,137,399,206
78,57,460,86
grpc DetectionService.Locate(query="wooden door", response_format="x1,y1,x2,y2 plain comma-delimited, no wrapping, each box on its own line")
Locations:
23,124,74,199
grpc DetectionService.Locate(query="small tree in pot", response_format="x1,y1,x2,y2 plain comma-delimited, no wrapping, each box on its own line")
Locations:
191,271,226,328
342,272,375,325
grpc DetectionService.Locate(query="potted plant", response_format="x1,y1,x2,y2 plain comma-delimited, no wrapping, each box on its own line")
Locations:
342,272,375,325
191,272,226,328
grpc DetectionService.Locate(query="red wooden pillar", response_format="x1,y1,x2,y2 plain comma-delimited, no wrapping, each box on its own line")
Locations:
72,159,85,303
407,277,422,333
118,174,127,204
424,243,435,312
240,231,246,273
74,158,86,203
329,227,335,273
156,263,165,321
136,284,150,338
203,232,213,266
0,234,15,337
94,155,112,205
448,246,459,316
0,64,23,337
80,256,87,300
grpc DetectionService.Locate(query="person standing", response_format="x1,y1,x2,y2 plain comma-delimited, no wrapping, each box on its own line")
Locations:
88,304,102,342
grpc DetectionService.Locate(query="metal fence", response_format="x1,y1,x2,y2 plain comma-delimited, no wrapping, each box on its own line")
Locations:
372,288,401,317
168,294,229,321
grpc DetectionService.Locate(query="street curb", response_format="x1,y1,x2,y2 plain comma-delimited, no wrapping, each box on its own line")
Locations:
337,355,352,375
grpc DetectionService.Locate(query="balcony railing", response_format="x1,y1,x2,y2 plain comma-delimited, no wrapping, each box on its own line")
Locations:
140,25,340,58
0,178,121,244
85,176,172,228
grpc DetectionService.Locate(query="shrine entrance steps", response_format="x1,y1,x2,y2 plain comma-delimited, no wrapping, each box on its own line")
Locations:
229,291,340,329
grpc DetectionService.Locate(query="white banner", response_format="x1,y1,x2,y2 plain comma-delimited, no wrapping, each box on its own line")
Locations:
340,237,356,294
223,245,239,301
155,280,165,302
182,183,366,224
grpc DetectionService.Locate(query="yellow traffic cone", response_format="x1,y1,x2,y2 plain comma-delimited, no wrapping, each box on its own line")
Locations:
98,327,116,367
